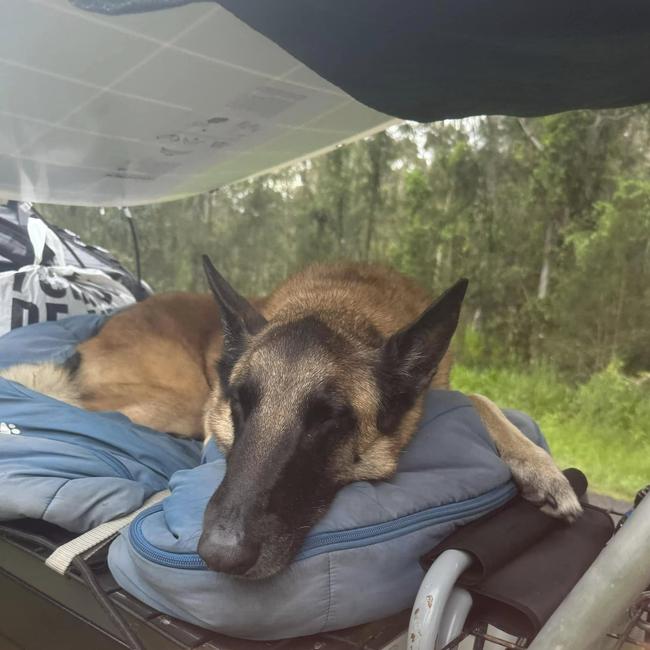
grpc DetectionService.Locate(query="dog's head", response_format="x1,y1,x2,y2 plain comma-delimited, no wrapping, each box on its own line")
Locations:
198,256,467,578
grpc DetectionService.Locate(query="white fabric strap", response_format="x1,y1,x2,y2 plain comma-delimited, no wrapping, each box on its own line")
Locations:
45,490,170,575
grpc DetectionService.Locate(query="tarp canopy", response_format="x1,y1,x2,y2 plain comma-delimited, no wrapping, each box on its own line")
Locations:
2,0,648,207
212,0,650,122
0,0,394,206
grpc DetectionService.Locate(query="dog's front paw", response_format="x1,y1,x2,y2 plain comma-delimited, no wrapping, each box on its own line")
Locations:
506,446,583,523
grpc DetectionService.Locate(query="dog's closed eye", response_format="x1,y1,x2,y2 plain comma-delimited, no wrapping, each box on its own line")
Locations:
303,396,335,431
230,382,259,424
301,392,357,454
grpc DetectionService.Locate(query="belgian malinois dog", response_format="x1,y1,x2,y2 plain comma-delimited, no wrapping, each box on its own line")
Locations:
1,258,581,578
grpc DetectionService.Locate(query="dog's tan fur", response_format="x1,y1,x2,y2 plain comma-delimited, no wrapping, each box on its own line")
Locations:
72,292,223,437
0,261,581,521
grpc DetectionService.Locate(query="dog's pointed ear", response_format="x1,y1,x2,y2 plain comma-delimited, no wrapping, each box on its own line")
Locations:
202,254,267,364
377,278,468,434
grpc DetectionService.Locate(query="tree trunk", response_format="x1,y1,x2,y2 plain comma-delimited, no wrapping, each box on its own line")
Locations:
610,275,626,363
537,221,554,300
336,194,345,253
364,142,385,260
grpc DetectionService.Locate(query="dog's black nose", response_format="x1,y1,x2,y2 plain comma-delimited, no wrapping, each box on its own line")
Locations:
198,528,259,575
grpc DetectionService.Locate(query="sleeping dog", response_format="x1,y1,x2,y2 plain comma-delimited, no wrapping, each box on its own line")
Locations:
1,258,581,578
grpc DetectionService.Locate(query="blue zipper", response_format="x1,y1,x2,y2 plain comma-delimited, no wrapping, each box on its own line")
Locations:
128,482,516,570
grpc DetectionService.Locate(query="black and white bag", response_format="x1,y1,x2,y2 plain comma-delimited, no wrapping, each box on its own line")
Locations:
0,202,148,335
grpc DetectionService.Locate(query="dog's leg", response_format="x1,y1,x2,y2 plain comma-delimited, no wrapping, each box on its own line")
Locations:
82,386,206,439
120,402,203,438
468,393,583,522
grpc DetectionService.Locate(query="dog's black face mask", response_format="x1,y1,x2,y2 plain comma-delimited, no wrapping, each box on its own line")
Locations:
200,367,357,578
199,256,466,579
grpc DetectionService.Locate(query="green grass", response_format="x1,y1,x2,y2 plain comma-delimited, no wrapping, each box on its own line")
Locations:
452,362,650,501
